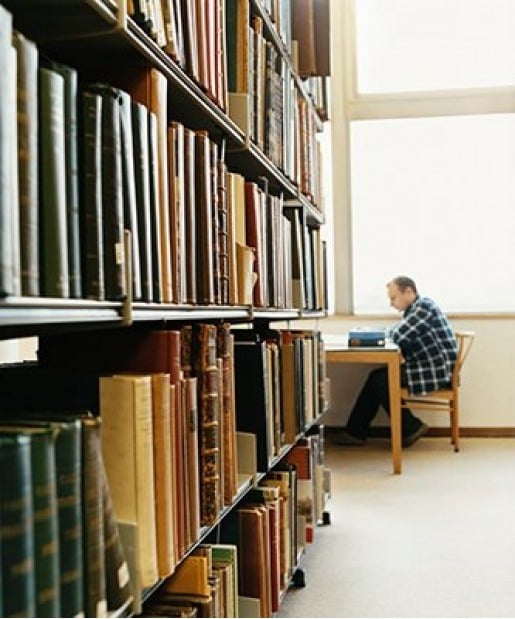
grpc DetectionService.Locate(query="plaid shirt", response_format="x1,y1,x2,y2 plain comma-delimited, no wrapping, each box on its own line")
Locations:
389,296,457,395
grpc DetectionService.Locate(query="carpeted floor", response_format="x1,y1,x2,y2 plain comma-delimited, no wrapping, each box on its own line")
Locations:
277,437,515,618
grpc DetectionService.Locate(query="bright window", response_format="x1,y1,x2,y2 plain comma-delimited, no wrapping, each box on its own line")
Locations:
350,114,515,313
355,0,515,93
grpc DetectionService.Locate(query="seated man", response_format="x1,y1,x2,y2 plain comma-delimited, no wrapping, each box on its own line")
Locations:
337,276,457,447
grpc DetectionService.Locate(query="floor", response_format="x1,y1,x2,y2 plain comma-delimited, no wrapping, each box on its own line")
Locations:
277,437,515,618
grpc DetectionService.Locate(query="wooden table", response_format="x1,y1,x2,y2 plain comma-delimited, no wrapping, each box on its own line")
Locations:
325,341,402,475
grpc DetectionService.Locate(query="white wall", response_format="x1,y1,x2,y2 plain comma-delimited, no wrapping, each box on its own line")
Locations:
294,316,515,429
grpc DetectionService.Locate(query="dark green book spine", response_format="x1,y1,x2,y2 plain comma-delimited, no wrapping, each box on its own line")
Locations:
28,428,61,617
0,433,36,617
14,30,40,297
79,89,105,301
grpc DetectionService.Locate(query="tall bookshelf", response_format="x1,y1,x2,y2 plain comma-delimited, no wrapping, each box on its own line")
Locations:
0,0,330,616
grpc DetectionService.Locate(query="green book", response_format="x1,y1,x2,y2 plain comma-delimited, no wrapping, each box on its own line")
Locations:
78,89,105,300
0,423,61,616
0,414,84,617
39,66,70,298
0,432,36,617
46,59,82,299
13,30,39,297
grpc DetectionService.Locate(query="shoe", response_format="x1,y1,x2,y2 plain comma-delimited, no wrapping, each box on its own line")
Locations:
333,429,366,447
402,422,429,448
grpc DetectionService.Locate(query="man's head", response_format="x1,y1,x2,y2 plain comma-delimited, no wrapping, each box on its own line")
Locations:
387,276,418,311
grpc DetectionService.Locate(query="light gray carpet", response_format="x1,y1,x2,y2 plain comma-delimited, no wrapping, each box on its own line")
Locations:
277,437,515,618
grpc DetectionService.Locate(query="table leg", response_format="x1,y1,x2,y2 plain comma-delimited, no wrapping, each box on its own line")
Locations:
387,358,402,474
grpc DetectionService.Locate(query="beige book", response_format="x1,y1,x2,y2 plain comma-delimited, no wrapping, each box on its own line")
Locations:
151,372,175,577
99,374,158,589
162,555,210,597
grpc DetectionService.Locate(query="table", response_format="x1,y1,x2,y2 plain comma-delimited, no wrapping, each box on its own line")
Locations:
325,339,402,475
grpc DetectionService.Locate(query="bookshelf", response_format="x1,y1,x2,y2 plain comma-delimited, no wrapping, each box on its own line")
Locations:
0,0,330,616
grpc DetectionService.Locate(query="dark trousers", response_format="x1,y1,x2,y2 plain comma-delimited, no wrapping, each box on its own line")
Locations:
345,366,423,440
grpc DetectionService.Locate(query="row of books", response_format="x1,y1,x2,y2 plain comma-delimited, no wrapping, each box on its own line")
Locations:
226,1,326,205
140,435,330,618
0,412,132,618
127,0,330,109
0,325,328,615
0,6,326,311
233,328,328,472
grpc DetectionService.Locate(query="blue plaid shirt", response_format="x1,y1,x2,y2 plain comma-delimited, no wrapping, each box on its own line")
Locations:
389,296,457,395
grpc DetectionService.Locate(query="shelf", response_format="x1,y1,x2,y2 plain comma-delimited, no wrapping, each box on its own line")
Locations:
131,304,251,323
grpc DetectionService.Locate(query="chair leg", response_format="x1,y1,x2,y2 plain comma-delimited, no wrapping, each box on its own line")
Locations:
451,404,459,452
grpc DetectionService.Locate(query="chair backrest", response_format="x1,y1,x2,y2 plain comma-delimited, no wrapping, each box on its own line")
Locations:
452,330,475,390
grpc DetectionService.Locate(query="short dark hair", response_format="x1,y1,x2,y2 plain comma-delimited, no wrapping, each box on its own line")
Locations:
390,276,417,294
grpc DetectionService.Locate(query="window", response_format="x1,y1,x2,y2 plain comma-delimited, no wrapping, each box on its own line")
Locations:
355,0,515,93
351,114,515,313
334,0,515,313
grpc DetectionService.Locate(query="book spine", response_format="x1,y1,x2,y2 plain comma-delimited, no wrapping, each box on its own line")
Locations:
14,31,39,297
0,433,36,617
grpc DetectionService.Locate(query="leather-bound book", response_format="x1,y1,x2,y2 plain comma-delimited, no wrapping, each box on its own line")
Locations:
193,324,221,525
46,59,82,298
39,66,70,298
217,156,229,305
0,414,84,617
151,373,176,576
183,127,197,304
217,324,238,505
291,0,317,77
118,89,142,301
180,0,199,82
13,31,39,297
85,83,127,301
210,142,221,304
183,376,200,548
168,121,186,304
78,89,105,300
194,0,209,92
225,0,250,94
0,7,15,297
244,181,266,307
131,101,153,302
0,432,35,617
100,460,133,613
148,111,163,303
194,131,214,304
0,424,60,617
237,505,270,617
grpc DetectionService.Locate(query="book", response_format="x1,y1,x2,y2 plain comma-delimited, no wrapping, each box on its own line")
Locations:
39,66,70,298
118,88,142,300
0,424,60,617
0,7,15,297
348,327,387,347
47,59,82,299
0,432,35,617
183,126,196,304
132,101,153,302
0,414,84,617
99,374,159,589
86,83,127,301
13,30,39,297
79,88,105,300
151,372,176,576
194,130,215,305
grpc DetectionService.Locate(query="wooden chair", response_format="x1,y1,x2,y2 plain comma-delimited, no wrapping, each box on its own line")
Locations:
400,330,475,452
